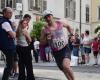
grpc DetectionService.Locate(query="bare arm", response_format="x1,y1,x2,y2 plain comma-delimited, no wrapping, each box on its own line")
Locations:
60,21,73,34
23,30,32,44
2,22,16,38
8,31,16,38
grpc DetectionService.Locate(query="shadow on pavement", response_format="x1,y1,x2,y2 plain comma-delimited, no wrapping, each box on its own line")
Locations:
34,64,100,74
36,76,59,80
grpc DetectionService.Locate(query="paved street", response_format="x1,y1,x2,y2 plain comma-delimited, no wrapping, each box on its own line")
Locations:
0,61,100,80
0,52,100,80
33,62,100,80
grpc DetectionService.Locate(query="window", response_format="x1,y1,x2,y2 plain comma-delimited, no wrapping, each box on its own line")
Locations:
65,0,76,20
70,1,76,20
13,0,16,9
86,6,89,23
0,0,22,9
16,0,22,3
65,0,70,18
43,0,47,11
97,6,100,20
73,1,76,19
29,0,34,10
65,7,69,17
33,0,41,11
28,0,46,12
6,0,12,7
1,0,5,9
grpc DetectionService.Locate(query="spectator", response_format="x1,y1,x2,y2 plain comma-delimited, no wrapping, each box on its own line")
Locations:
82,30,92,65
0,7,16,80
45,44,52,62
16,20,35,80
80,33,85,64
10,21,19,77
91,37,99,65
72,34,80,64
68,34,73,52
33,39,40,63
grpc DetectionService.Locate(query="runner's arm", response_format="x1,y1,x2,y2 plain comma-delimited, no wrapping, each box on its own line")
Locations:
60,21,73,34
23,29,32,43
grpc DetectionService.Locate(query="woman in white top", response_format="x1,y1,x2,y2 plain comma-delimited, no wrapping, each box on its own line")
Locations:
16,20,35,80
82,30,92,65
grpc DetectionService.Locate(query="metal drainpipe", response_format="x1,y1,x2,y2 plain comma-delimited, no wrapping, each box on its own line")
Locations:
80,0,82,37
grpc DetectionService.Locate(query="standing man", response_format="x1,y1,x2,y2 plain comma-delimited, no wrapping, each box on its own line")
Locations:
72,34,80,64
0,7,16,80
40,10,74,80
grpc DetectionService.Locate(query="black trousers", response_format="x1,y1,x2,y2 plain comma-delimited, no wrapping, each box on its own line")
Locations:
17,46,35,80
1,50,15,80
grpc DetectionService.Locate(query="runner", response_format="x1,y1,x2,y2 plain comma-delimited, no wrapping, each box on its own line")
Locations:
40,10,74,80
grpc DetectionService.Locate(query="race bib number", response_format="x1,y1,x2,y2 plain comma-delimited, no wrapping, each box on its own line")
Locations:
52,37,67,50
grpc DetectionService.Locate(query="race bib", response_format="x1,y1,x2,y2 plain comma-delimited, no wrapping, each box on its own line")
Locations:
52,37,68,50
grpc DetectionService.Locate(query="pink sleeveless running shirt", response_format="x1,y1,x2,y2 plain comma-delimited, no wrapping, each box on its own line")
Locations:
44,21,68,52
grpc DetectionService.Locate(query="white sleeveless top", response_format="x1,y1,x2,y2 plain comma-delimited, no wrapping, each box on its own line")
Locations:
17,27,28,46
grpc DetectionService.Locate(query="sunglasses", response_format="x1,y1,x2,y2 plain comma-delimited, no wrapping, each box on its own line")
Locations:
44,14,52,19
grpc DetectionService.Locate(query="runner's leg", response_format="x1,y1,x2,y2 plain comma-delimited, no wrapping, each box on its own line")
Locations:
62,58,74,80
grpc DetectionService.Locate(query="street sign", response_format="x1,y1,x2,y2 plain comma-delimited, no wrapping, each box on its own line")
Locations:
16,3,22,11
15,15,23,19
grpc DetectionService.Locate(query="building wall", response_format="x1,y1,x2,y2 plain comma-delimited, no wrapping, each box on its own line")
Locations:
47,0,91,34
0,0,92,34
81,0,91,33
13,0,36,32
47,0,65,18
91,0,100,36
66,0,90,34
91,0,100,22
0,0,37,32
22,0,35,32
